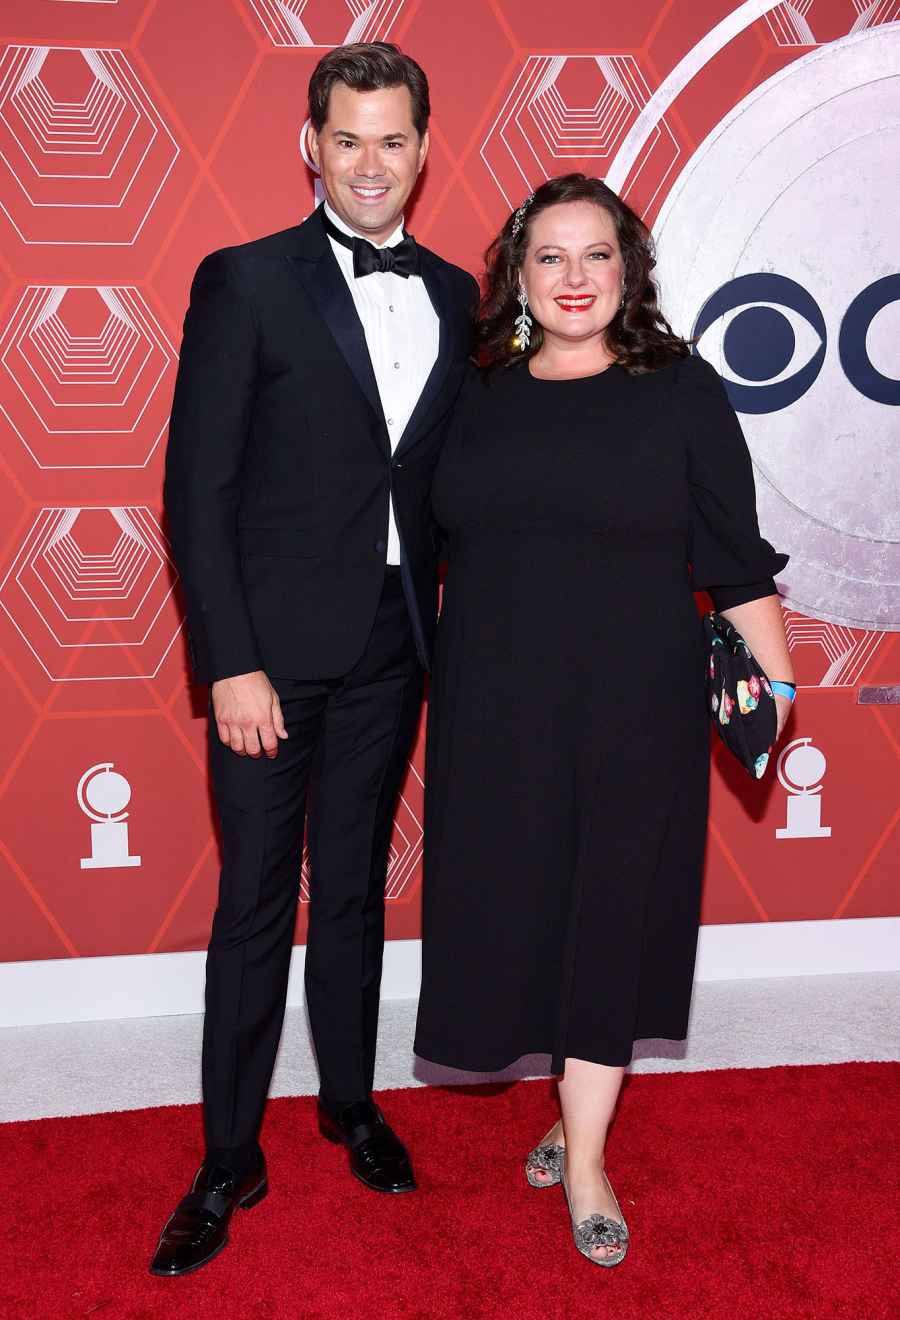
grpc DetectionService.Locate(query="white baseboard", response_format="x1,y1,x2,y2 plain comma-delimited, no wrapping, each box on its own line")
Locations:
0,939,423,1028
692,917,900,980
1,918,898,1028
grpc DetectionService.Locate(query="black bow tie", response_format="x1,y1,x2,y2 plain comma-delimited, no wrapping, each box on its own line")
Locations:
322,210,420,279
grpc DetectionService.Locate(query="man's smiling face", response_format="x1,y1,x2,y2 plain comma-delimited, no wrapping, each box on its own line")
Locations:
310,82,429,244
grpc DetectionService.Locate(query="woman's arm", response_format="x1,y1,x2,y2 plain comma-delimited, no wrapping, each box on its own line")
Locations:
721,594,794,739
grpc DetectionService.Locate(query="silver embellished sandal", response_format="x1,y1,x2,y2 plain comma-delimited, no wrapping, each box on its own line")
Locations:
524,1128,566,1188
560,1161,629,1268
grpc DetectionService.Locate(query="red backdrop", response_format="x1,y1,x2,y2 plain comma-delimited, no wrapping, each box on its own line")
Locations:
0,0,897,965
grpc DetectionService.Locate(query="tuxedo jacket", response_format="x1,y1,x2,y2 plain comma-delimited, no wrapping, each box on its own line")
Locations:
164,205,478,684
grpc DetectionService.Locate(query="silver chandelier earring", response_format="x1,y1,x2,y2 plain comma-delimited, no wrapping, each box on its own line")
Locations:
513,287,533,352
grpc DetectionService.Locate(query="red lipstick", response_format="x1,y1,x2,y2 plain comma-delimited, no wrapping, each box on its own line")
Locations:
554,295,597,313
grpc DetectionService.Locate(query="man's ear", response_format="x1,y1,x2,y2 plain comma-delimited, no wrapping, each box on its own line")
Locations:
416,128,430,174
308,128,320,169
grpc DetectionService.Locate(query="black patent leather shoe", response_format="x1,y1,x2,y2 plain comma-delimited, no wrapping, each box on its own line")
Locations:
318,1098,416,1194
149,1154,268,1276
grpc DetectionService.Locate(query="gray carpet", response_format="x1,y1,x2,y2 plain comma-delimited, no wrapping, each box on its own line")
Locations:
1,972,897,1124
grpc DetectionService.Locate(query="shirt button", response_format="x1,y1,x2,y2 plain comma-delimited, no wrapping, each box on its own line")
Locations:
387,417,395,426
389,305,395,312
394,361,400,369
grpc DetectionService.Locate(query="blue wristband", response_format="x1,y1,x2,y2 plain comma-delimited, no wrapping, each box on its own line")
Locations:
770,681,796,702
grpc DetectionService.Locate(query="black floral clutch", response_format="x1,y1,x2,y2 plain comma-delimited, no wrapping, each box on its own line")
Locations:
703,612,777,779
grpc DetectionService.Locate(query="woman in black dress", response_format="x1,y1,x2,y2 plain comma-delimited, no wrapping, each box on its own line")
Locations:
413,174,794,1266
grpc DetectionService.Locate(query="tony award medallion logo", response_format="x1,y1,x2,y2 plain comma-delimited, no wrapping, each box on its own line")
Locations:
77,762,141,870
775,738,832,841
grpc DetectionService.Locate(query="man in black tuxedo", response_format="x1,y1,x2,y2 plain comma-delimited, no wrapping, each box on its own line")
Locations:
151,43,477,1276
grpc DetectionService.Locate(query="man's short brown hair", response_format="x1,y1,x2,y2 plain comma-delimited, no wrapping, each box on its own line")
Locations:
308,42,430,137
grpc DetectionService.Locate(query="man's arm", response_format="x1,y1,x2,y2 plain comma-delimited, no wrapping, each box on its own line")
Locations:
164,250,286,758
165,249,262,682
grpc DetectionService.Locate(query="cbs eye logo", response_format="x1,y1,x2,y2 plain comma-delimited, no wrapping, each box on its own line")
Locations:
692,272,900,413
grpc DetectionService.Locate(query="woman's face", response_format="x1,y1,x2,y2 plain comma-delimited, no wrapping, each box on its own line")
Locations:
519,200,624,346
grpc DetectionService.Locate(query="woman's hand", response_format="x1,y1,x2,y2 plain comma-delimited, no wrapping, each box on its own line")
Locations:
719,595,795,745
773,693,792,741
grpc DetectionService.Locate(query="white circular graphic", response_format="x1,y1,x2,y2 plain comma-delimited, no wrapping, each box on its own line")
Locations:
779,741,826,793
654,27,900,632
78,764,131,820
299,116,318,173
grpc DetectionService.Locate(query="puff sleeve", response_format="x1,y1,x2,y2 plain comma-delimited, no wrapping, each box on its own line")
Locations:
681,354,789,610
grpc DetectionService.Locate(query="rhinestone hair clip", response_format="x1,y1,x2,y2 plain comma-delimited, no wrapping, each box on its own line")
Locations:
511,192,535,240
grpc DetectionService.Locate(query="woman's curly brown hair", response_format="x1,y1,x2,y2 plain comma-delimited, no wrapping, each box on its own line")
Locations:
476,173,690,375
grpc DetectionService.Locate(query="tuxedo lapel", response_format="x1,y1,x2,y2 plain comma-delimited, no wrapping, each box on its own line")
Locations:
286,210,461,462
395,251,454,458
286,210,388,455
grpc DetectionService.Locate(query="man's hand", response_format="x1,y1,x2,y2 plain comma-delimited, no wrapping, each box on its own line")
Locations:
211,670,288,758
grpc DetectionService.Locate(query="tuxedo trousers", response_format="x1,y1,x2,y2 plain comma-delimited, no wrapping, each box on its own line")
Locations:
202,569,423,1150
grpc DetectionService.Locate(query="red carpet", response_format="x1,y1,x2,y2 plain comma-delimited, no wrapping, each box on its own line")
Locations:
2,1063,897,1319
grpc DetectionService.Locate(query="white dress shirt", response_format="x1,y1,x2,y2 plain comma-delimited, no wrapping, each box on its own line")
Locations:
323,202,440,565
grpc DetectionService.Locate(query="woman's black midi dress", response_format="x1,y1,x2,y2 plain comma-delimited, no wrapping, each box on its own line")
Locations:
413,354,788,1073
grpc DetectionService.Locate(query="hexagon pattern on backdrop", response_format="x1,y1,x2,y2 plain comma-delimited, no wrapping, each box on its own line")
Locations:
0,285,175,469
245,0,408,47
0,0,896,964
0,504,181,681
0,44,180,246
480,54,680,217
